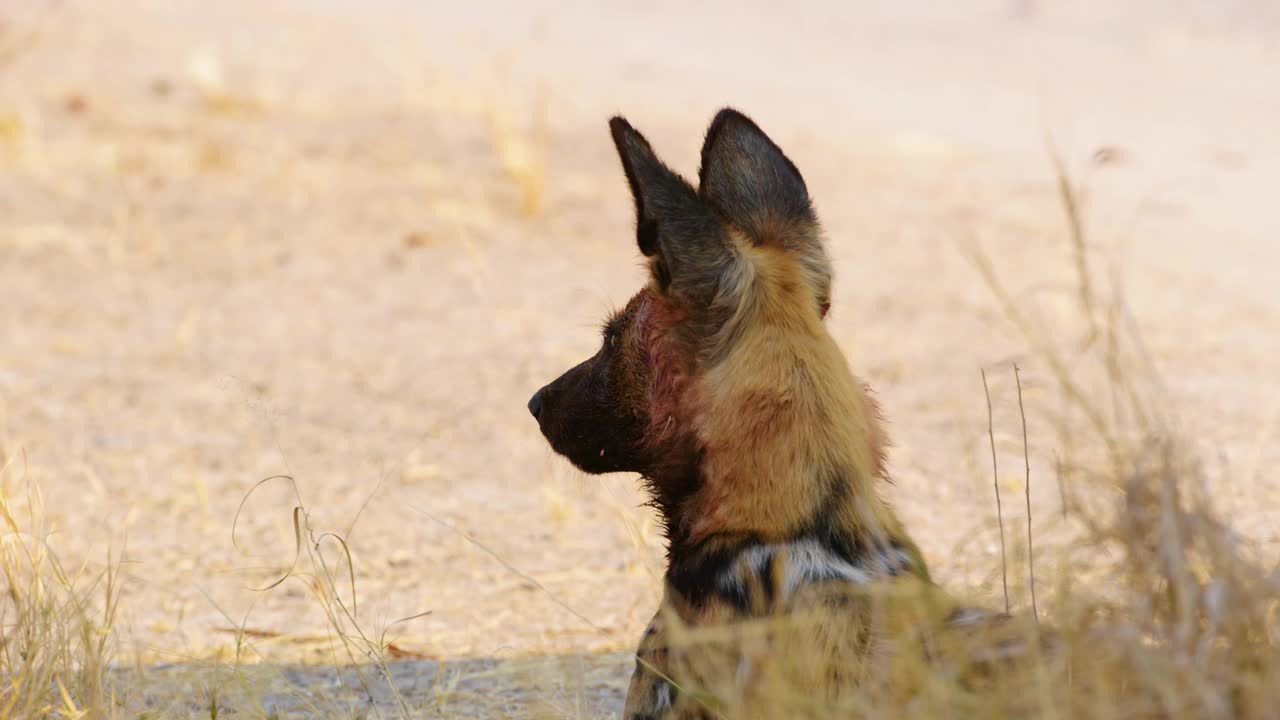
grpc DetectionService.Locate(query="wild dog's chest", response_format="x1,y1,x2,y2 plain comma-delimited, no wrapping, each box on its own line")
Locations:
670,537,920,619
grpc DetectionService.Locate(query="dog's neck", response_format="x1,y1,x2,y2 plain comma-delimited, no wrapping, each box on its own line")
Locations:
640,255,925,592
647,456,924,569
641,392,929,601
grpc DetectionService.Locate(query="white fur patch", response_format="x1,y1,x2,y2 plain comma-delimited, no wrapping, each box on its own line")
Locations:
717,539,914,603
652,680,673,712
947,607,996,627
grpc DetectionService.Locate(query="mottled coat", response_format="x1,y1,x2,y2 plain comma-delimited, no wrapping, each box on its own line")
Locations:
530,109,1007,719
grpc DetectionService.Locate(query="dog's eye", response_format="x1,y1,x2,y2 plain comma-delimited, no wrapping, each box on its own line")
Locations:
601,313,626,349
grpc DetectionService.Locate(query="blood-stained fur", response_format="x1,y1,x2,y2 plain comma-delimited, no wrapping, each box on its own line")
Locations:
529,109,1028,718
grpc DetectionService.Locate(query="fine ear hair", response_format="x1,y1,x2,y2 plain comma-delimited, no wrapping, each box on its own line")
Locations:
698,108,831,317
609,116,732,303
609,116,678,265
697,108,815,247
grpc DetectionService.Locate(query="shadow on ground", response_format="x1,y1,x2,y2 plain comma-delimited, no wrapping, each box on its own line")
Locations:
116,652,631,718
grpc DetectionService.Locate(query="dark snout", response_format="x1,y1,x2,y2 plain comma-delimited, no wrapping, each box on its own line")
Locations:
526,357,647,475
527,388,544,420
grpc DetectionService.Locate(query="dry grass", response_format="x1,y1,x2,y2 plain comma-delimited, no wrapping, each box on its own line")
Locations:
0,456,616,719
0,443,120,719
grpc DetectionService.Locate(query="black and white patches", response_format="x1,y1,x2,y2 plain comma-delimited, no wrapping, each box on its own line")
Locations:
651,680,674,713
716,538,917,608
627,676,674,720
946,606,1007,627
665,532,763,610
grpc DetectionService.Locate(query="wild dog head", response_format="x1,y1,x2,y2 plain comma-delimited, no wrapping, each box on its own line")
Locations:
529,109,894,547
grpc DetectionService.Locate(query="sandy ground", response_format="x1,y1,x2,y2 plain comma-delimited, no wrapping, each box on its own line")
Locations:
2,0,1279,715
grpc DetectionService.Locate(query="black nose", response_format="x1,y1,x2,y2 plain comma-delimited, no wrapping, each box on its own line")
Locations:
527,390,544,419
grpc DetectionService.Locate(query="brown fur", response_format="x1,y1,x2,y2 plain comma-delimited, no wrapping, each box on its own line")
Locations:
678,237,900,547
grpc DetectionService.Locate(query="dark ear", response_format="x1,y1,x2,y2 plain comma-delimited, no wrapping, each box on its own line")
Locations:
609,116,730,298
697,108,815,246
609,117,675,262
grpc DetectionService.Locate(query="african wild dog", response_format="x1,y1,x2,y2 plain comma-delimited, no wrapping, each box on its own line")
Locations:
529,110,1018,718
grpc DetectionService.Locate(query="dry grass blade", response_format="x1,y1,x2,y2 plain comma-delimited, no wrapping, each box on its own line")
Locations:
231,475,305,592
229,477,428,719
1044,132,1099,343
1013,363,1038,624
982,368,1012,615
